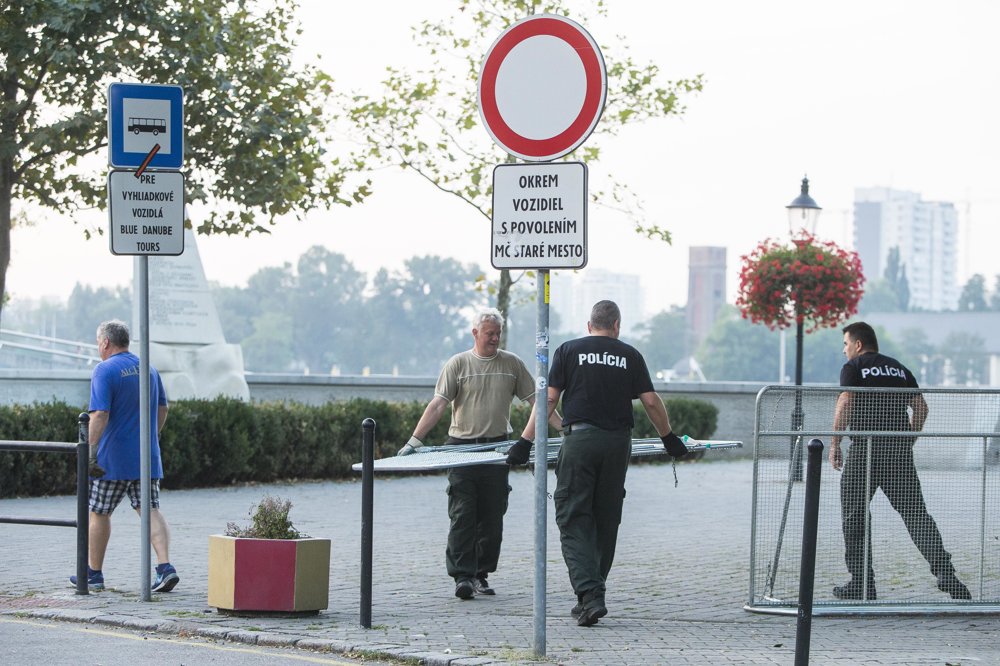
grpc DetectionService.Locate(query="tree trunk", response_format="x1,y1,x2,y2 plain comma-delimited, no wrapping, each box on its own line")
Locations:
0,157,12,328
1,71,16,329
496,268,513,349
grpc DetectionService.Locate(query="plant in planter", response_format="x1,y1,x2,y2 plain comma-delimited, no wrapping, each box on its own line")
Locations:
208,495,330,614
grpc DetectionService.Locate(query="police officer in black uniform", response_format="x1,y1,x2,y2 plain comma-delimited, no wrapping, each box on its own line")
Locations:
508,300,689,626
830,321,971,601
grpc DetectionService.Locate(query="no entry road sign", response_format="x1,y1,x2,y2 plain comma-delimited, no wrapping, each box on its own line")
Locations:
478,14,606,162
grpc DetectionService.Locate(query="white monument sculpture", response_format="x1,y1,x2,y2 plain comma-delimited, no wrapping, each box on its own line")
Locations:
134,227,250,401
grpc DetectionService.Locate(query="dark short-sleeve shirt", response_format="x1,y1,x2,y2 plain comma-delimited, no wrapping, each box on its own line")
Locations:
549,336,654,431
840,351,918,433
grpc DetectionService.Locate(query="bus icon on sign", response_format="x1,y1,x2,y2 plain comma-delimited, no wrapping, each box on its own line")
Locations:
128,117,167,136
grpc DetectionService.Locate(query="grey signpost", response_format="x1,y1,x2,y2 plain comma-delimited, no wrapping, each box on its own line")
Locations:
107,82,185,601
479,14,605,656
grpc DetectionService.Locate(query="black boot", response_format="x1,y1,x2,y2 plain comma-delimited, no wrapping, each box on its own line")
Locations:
833,578,877,600
576,590,607,627
937,573,971,600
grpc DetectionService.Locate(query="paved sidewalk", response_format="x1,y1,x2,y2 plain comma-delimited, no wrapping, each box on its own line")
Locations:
2,459,999,664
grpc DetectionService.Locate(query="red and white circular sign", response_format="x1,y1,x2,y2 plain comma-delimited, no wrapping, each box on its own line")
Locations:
478,14,607,162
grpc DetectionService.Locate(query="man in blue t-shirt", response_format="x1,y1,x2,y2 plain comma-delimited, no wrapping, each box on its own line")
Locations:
70,320,177,593
517,300,689,627
830,321,970,601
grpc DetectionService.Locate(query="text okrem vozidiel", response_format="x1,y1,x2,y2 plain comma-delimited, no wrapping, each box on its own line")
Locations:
496,172,582,259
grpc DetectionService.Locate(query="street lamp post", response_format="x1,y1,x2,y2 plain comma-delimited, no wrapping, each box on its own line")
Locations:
786,176,821,481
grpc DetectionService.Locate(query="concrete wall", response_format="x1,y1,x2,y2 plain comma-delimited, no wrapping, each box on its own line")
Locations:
0,370,765,454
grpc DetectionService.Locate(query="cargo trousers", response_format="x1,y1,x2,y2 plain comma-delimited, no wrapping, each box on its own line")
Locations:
553,427,632,603
841,436,956,583
445,461,511,581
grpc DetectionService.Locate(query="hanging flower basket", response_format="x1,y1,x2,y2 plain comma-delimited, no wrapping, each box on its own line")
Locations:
736,234,865,332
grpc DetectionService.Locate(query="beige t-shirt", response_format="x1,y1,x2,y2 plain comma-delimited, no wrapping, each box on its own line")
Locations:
435,349,535,439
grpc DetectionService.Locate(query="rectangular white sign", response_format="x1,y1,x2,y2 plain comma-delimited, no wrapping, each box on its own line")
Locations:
491,161,587,269
107,170,185,256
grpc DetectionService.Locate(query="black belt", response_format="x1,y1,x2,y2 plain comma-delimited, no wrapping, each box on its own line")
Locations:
446,435,509,444
565,422,600,434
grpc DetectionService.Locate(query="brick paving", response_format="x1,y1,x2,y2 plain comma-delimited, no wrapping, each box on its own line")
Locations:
2,458,999,664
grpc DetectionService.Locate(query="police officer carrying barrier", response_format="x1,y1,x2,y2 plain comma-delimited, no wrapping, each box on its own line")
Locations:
511,300,689,626
830,321,971,601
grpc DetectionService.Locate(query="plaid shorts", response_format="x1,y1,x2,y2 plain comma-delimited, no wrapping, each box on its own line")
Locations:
89,479,161,515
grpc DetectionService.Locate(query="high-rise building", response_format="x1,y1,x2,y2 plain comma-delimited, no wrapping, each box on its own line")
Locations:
555,269,644,337
853,187,959,311
686,246,727,349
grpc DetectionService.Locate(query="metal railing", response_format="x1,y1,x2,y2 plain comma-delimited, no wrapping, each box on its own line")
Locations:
747,385,1000,615
0,413,91,594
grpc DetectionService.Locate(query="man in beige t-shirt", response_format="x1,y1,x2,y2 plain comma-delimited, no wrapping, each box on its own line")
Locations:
399,307,558,599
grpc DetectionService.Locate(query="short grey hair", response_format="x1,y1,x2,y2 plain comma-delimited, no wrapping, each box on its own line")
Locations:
472,307,504,329
97,320,130,348
589,300,621,331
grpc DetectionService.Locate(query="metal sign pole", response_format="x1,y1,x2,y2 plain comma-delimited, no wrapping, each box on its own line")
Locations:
533,269,549,657
137,255,152,601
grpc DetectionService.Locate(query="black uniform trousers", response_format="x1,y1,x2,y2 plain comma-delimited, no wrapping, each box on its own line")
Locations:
553,427,632,603
841,436,956,583
445,438,511,581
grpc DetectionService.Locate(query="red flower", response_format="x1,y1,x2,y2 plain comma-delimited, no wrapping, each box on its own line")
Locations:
735,233,865,333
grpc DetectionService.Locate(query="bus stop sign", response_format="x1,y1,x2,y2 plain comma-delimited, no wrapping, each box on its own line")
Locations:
107,83,184,170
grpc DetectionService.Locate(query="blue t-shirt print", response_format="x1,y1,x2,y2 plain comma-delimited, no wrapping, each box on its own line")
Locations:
88,352,167,480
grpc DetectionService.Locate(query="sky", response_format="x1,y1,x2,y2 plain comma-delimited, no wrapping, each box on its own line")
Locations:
8,0,1000,321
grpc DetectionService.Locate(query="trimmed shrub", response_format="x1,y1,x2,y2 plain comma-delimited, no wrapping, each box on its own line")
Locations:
0,394,717,498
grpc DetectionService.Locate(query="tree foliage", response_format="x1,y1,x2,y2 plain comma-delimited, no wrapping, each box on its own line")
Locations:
343,0,703,335
0,0,370,322
958,274,988,312
883,246,910,311
213,248,485,374
633,306,688,374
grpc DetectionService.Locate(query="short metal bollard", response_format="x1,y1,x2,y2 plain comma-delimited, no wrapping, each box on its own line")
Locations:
360,418,376,629
76,412,90,595
795,438,824,665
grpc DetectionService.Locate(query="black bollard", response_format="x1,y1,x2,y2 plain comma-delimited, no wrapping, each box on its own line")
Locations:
75,413,90,596
360,418,376,629
794,438,824,665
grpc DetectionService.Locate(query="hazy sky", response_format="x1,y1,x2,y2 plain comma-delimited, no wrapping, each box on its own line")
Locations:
8,0,999,321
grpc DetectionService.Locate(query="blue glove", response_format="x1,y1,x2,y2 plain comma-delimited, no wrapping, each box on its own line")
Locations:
505,437,533,465
661,432,689,459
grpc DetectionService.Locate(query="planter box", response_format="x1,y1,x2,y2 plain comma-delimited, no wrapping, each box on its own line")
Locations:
207,535,330,612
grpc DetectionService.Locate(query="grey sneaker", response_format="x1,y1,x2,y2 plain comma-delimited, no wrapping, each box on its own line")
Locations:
473,575,495,595
570,601,584,617
455,578,474,600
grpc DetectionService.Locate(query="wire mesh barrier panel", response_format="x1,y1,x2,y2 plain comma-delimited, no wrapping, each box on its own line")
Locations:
748,386,1000,614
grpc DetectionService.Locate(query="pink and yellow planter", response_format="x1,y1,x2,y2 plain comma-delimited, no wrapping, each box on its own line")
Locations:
207,535,330,613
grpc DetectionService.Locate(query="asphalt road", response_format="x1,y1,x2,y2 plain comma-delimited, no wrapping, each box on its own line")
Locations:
0,616,397,666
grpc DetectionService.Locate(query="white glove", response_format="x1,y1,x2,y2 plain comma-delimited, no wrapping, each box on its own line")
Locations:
397,435,424,457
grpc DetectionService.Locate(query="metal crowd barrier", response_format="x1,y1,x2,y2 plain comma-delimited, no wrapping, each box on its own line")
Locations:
0,413,91,595
747,386,1000,615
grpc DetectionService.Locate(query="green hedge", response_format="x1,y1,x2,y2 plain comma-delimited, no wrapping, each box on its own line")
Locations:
0,395,717,498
